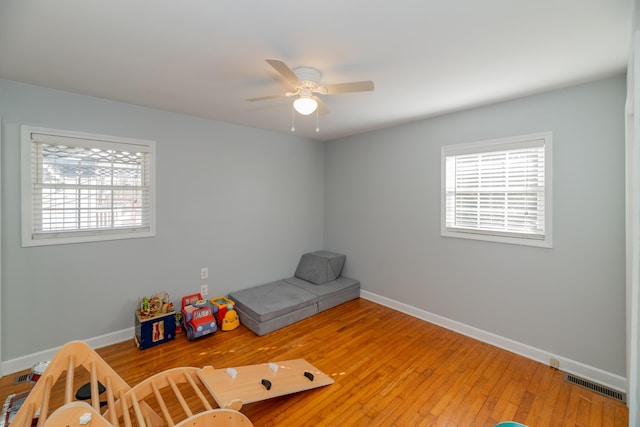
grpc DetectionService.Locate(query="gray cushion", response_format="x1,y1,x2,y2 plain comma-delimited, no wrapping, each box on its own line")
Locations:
294,251,346,285
228,251,359,336
229,280,318,322
316,288,360,312
235,304,318,336
284,276,360,312
283,276,359,298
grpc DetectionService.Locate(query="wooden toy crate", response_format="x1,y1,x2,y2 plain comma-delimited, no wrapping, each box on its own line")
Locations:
135,310,176,350
135,293,176,350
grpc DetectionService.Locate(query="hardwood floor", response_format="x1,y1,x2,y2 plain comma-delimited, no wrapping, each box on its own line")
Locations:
0,298,629,426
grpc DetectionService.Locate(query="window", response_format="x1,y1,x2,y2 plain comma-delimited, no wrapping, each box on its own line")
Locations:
441,132,552,247
22,126,156,246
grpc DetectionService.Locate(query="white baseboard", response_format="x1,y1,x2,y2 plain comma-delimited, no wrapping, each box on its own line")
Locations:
360,290,627,393
1,328,134,378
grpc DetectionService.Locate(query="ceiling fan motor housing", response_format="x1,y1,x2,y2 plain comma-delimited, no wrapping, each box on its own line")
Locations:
293,67,321,84
293,68,325,95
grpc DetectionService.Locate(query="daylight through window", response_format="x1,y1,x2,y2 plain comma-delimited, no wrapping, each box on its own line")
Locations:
441,132,552,247
22,127,156,246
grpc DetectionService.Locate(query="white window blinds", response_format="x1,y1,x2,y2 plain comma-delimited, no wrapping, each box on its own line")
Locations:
22,127,156,246
442,133,552,247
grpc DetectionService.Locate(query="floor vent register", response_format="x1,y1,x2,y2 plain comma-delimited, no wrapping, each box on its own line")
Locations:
13,373,30,385
564,373,626,403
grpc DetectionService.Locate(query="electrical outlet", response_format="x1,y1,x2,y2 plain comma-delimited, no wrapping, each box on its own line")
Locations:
550,358,560,369
201,267,208,279
201,284,208,297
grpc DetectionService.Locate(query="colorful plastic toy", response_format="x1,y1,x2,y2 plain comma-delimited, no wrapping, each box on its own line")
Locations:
210,296,240,331
174,312,183,333
2,391,34,427
137,292,174,319
181,293,218,340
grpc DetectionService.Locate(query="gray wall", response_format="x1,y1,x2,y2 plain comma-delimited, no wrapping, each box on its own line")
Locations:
0,75,627,378
324,76,627,376
0,79,325,360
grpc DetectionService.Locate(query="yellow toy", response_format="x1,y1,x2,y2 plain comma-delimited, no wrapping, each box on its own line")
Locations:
210,296,240,331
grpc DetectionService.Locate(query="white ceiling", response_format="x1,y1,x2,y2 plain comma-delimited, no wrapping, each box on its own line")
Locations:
0,1,634,141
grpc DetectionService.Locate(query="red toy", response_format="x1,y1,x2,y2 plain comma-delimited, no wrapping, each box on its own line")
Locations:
181,293,218,340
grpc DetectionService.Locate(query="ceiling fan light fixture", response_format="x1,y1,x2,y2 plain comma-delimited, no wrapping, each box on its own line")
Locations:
249,60,374,128
293,96,318,115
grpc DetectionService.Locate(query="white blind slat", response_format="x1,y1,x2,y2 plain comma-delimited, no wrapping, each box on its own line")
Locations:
31,137,152,237
445,140,546,240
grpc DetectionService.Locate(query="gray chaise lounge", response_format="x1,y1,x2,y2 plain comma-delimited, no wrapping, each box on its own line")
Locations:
229,251,360,336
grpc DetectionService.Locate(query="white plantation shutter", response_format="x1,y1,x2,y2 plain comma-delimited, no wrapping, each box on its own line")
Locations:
442,133,552,247
22,127,156,246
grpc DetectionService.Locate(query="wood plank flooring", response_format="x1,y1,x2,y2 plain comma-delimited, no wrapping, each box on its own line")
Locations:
0,298,628,426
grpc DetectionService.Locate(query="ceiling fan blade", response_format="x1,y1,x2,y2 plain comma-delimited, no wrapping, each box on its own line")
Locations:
316,97,330,115
324,80,375,94
246,92,295,102
265,59,301,84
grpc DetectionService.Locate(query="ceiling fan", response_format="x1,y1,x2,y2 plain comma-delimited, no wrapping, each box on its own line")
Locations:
247,59,375,116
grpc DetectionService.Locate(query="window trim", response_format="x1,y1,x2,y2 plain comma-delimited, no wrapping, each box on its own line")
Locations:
440,132,553,248
21,125,156,247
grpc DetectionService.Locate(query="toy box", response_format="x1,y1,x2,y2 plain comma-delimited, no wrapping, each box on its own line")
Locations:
135,293,176,350
135,310,176,350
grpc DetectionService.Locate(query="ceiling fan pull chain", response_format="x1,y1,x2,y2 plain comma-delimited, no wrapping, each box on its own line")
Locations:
316,108,320,132
291,104,296,132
